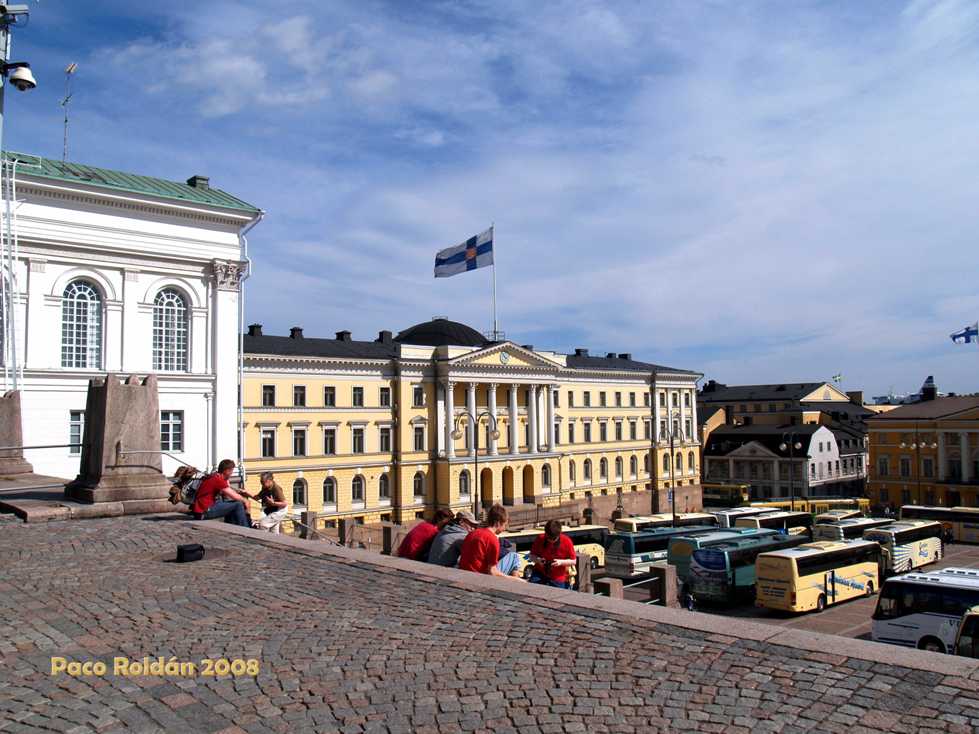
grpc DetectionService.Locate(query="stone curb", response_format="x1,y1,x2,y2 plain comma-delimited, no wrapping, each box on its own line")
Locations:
189,520,979,680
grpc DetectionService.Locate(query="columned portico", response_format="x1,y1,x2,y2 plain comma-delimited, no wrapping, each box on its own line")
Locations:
528,384,538,454
488,383,499,456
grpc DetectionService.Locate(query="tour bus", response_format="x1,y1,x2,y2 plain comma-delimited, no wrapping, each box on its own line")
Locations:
688,533,811,604
708,507,780,529
499,524,608,579
667,528,777,585
954,605,979,658
755,540,881,613
863,520,944,576
900,506,979,543
872,568,979,653
734,510,813,536
604,525,718,578
812,517,893,542
612,513,717,533
701,482,751,508
807,497,871,515
814,508,863,524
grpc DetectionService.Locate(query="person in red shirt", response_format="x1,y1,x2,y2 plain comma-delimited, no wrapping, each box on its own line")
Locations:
397,509,454,560
458,504,520,577
529,520,576,588
190,459,251,527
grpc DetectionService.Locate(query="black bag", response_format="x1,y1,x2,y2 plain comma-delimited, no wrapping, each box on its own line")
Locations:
176,543,205,563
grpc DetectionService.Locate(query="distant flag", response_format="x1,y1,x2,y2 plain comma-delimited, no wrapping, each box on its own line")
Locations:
832,373,843,383
951,322,979,344
434,227,494,278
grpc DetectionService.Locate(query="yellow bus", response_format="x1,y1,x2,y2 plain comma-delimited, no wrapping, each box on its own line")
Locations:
750,498,871,515
612,513,717,533
863,520,944,576
499,524,608,579
702,483,751,508
755,540,881,613
734,510,813,536
900,506,979,543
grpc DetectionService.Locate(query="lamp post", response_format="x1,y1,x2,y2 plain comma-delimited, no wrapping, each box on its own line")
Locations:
900,422,937,505
662,408,682,527
779,433,803,512
452,409,500,520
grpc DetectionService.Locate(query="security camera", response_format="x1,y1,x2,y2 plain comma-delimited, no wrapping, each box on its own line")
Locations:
7,64,36,91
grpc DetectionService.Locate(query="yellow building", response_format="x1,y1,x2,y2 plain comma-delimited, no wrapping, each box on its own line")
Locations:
867,395,979,509
241,318,702,525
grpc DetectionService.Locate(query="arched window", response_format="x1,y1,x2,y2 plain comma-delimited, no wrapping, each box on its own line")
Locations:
459,470,470,496
152,288,189,371
687,451,695,474
292,478,307,507
676,452,683,472
630,456,638,478
352,475,365,502
413,472,425,498
599,458,608,479
615,457,623,479
569,460,576,484
542,464,551,488
323,477,336,505
379,473,390,500
583,459,592,481
61,280,102,368
663,453,670,472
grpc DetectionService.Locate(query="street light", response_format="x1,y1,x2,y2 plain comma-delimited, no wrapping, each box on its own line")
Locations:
779,433,803,512
452,409,500,520
900,421,938,505
662,408,682,527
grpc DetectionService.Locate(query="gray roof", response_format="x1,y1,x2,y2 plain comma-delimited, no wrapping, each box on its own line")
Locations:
565,353,699,375
699,381,834,403
395,319,487,347
867,396,979,421
704,424,822,456
244,333,396,360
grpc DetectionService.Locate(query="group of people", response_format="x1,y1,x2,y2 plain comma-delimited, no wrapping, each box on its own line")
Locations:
396,504,578,588
186,459,289,533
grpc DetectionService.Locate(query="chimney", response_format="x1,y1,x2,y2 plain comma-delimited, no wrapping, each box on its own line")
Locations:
247,323,263,337
336,330,352,342
186,175,210,190
606,352,617,359
575,348,589,357
521,344,534,351
618,353,632,360
921,375,937,402
846,390,864,406
376,330,393,343
289,327,304,339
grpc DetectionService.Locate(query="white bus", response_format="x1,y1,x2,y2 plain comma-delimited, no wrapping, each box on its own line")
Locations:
862,520,944,576
735,510,813,536
708,507,779,529
812,517,892,542
814,508,863,524
872,567,979,653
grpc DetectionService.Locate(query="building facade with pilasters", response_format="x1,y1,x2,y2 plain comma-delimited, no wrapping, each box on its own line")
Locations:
241,318,702,525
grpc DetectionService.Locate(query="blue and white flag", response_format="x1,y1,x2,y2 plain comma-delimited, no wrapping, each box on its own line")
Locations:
434,227,494,278
951,322,979,344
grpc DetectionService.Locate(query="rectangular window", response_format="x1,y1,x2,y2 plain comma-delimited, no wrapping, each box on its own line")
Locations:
553,390,559,407
262,385,275,407
379,426,391,452
599,423,608,442
630,392,636,407
69,410,84,455
584,392,591,407
352,387,364,407
414,426,425,451
323,386,336,407
768,403,775,413
293,428,307,457
615,422,623,441
615,392,622,407
554,423,559,446
568,423,576,444
684,418,692,440
379,387,391,407
412,385,424,407
261,428,276,458
293,385,306,407
352,427,365,454
629,421,637,440
900,457,911,478
659,392,666,407
584,423,592,442
160,411,184,452
645,392,650,407
923,458,935,478
671,392,679,407
323,428,336,455
600,391,607,407
568,391,574,407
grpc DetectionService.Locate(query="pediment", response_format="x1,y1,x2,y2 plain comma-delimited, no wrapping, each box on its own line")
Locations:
727,441,780,459
449,342,561,370
801,383,850,402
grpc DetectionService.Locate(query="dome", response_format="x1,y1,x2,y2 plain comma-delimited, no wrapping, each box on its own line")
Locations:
395,318,487,347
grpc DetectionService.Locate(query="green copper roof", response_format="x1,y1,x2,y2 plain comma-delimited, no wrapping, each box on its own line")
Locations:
2,151,260,215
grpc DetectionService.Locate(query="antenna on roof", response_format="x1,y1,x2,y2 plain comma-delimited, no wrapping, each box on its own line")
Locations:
60,62,77,162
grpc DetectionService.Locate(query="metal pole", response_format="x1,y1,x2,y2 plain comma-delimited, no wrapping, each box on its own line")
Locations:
670,410,677,527
789,438,794,513
473,414,479,519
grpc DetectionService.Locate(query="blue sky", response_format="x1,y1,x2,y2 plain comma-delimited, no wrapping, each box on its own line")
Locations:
7,1,979,398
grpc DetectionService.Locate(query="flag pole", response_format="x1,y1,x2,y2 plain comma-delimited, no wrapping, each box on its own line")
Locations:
491,223,499,339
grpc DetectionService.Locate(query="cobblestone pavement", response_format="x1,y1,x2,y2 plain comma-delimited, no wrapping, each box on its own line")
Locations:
1,517,978,733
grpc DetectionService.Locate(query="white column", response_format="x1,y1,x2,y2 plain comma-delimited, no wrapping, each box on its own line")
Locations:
467,382,477,457
961,432,970,482
545,384,555,452
528,384,538,454
679,389,687,443
509,384,519,455
211,261,246,466
488,383,499,456
653,383,662,443
445,381,455,459
120,270,140,371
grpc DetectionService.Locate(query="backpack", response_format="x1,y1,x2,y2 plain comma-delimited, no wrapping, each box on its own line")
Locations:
168,466,207,506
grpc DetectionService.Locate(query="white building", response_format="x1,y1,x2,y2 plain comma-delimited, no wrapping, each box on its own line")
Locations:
0,152,261,478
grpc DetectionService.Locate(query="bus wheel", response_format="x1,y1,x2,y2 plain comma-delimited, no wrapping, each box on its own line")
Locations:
865,581,874,597
816,594,827,613
918,637,947,654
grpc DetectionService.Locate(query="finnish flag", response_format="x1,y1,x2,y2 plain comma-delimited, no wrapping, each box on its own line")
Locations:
434,227,494,278
951,322,979,344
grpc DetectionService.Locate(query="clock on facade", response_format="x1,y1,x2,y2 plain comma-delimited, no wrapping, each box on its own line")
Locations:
499,351,510,364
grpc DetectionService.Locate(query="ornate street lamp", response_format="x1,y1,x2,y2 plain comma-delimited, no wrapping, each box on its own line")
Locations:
452,409,500,519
